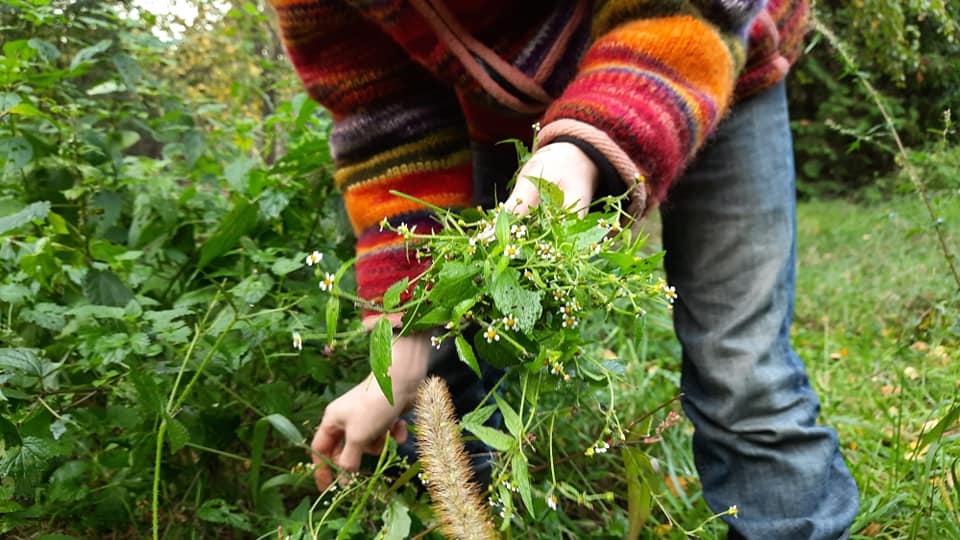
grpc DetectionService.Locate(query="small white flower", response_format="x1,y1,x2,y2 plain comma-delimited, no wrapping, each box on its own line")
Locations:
510,224,527,239
502,314,518,331
504,244,520,259
546,493,558,511
319,272,335,291
379,217,389,231
597,218,610,229
561,315,578,328
430,336,443,349
292,332,303,350
484,326,500,343
305,251,323,266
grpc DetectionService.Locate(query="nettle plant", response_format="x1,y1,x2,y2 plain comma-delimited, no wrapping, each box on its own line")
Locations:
310,166,705,536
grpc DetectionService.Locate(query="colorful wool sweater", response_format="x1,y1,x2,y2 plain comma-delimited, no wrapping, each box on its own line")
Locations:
269,0,809,318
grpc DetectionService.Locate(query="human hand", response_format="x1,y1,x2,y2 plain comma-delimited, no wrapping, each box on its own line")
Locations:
505,141,599,218
310,333,430,490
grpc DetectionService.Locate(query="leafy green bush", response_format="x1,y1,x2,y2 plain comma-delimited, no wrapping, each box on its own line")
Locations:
789,1,959,196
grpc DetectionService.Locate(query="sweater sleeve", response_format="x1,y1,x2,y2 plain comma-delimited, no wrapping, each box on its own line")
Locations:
270,1,473,324
534,0,768,213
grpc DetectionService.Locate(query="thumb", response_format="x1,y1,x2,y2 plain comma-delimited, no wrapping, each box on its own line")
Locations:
504,174,541,218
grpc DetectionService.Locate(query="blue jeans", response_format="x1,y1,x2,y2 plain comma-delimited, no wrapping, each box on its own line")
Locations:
661,81,859,538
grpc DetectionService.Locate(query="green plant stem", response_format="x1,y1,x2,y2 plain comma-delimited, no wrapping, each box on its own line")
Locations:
812,16,960,291
152,420,167,540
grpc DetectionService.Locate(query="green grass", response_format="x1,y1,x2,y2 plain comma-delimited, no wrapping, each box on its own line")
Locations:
794,193,959,539
624,192,960,538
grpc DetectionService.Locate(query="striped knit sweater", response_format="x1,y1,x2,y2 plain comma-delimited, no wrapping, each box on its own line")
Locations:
269,0,809,319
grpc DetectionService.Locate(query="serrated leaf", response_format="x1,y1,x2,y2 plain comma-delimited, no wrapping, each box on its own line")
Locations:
196,498,254,532
83,269,134,307
382,277,408,311
495,394,521,439
0,137,33,174
0,436,54,497
129,368,163,416
461,422,513,452
511,453,534,516
370,317,394,405
0,200,48,235
198,198,258,270
165,416,189,454
489,269,542,332
455,334,482,378
264,413,304,446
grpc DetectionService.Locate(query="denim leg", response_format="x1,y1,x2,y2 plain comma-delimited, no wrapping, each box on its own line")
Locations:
660,81,859,539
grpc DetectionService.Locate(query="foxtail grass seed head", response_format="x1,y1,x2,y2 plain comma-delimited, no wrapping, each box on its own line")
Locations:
414,377,499,540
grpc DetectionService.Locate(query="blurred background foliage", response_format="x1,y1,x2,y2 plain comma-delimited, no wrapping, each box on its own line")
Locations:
789,0,959,197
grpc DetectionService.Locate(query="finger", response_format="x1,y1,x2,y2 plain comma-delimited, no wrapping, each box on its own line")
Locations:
390,418,408,445
311,423,341,491
337,440,364,475
564,181,595,218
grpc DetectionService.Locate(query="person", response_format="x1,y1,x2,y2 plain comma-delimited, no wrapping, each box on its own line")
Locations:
268,0,860,537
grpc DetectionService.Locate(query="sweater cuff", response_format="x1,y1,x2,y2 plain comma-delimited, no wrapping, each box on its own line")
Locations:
535,118,648,216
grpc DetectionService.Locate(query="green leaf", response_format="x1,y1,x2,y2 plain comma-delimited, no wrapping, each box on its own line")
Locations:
224,157,257,195
489,269,542,332
111,53,141,86
461,404,497,427
511,453,534,517
250,418,269,507
524,176,564,209
86,80,123,95
382,277,409,311
0,436,54,497
264,413,304,446
461,422,513,452
380,498,412,540
83,269,134,307
69,39,112,70
428,261,481,307
270,256,302,276
0,138,34,176
920,400,960,449
128,369,163,417
198,198,258,270
28,38,60,62
196,498,254,532
370,317,394,405
623,448,654,539
0,415,20,446
402,305,450,332
326,296,339,344
165,416,189,454
455,334,482,378
0,201,50,235
1,92,21,113
495,394,521,439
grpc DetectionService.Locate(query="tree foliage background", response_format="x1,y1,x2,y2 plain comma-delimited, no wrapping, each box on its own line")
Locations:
1,0,958,538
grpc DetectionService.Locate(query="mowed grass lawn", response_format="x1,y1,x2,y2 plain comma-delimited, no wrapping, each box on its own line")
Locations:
793,194,959,539
632,192,959,538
